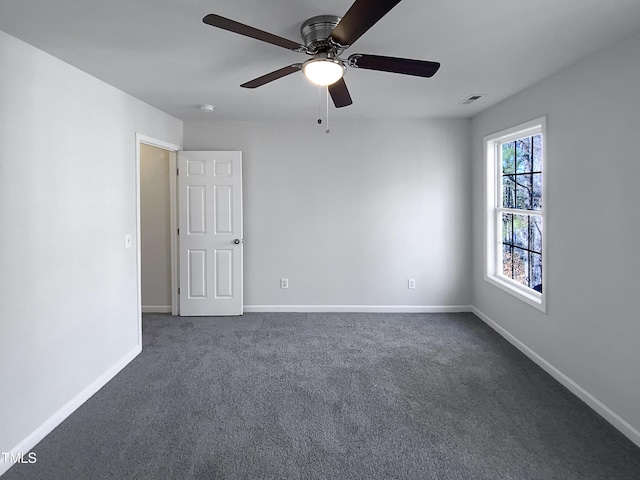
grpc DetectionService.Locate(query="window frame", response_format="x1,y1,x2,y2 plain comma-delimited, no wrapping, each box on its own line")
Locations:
484,117,547,312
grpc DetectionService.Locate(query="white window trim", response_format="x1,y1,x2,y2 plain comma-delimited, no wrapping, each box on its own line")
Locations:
484,116,547,312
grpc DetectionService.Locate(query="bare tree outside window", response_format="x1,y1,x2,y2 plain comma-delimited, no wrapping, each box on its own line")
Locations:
500,135,543,292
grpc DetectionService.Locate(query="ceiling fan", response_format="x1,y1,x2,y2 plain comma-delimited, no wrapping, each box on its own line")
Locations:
202,0,441,108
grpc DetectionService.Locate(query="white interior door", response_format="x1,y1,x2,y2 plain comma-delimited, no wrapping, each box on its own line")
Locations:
178,151,242,316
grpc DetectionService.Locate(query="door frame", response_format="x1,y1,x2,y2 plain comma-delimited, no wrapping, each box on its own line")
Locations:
135,133,182,340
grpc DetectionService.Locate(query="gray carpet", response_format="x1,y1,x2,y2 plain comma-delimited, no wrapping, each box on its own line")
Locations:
4,312,640,479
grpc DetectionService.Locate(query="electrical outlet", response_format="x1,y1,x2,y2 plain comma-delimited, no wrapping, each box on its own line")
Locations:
408,278,416,289
280,278,289,289
125,234,132,248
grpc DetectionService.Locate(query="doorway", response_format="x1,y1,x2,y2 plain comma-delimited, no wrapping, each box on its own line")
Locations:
135,134,181,340
135,136,243,327
140,143,173,313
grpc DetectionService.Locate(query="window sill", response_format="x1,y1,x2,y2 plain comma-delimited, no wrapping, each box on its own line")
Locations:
485,274,546,313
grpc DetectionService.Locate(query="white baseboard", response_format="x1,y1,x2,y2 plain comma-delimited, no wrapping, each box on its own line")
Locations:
142,305,171,313
0,345,141,477
471,307,640,449
243,305,473,313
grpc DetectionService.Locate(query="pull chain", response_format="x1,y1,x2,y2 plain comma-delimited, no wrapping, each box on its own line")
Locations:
317,86,322,125
325,85,330,134
315,86,330,134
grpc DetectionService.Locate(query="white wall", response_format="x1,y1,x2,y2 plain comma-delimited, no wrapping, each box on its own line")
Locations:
185,119,472,310
471,33,640,443
0,30,182,469
140,144,172,311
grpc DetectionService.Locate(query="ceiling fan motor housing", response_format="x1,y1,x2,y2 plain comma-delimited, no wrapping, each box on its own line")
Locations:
300,15,342,54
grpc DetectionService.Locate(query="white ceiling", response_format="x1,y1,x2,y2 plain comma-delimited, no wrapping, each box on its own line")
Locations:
2,0,640,122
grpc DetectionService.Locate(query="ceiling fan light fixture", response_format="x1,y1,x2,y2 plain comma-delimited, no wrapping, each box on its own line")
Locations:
302,58,345,86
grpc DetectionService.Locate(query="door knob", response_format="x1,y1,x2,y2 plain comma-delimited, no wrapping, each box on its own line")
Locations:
234,239,241,244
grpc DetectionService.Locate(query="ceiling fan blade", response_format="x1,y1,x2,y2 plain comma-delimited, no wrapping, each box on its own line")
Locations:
240,64,302,89
203,14,305,52
330,0,402,47
328,78,353,108
349,54,440,77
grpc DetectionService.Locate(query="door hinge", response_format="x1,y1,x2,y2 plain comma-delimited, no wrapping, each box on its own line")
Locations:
178,287,181,295
177,169,179,176
177,228,180,235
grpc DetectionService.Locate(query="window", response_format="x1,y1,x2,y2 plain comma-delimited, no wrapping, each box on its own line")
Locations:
485,117,546,311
